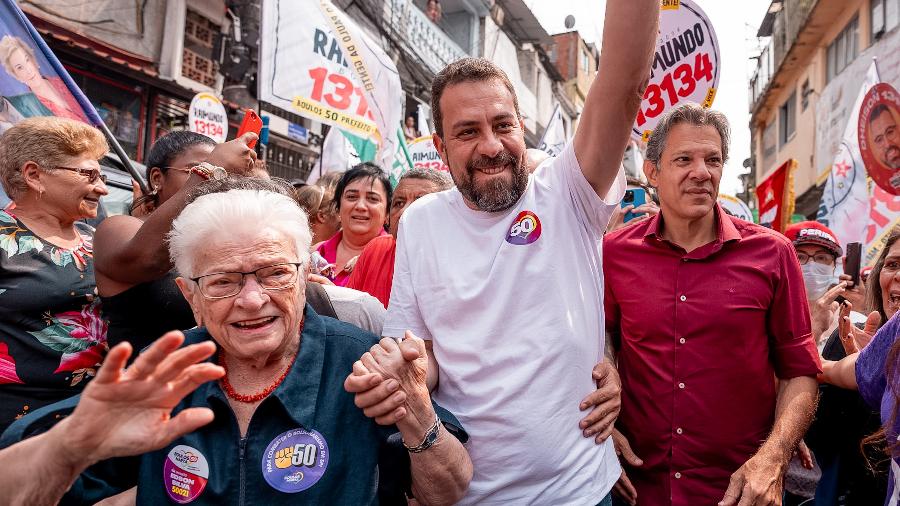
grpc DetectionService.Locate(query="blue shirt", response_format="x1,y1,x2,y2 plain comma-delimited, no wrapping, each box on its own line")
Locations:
66,305,465,505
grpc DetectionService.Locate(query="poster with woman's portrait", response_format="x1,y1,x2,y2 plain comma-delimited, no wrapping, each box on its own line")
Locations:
859,82,900,195
0,0,96,134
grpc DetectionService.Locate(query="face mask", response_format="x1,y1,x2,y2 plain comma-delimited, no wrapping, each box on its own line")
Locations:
801,262,837,300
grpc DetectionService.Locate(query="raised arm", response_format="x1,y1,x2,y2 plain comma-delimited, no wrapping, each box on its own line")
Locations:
0,332,223,506
93,134,257,290
574,0,658,196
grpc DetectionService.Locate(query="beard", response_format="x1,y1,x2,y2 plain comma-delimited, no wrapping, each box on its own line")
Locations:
454,150,529,212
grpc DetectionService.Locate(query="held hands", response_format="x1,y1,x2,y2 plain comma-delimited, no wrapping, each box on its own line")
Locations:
579,359,622,443
344,331,430,426
59,331,223,467
837,301,880,355
204,132,258,175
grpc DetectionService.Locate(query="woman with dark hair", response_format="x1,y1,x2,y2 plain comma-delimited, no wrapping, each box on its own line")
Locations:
822,228,900,504
93,131,257,351
315,162,391,286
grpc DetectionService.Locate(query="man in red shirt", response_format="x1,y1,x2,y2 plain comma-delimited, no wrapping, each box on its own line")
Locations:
604,103,821,506
347,168,452,307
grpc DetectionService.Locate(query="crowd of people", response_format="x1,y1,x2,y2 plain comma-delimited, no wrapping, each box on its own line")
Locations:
0,1,898,505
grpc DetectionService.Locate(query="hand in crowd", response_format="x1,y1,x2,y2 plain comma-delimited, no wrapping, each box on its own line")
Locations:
58,331,223,466
306,272,335,286
718,450,784,506
795,440,814,470
607,202,659,233
579,359,621,443
344,331,430,425
611,428,643,506
203,132,258,175
837,273,865,309
810,281,847,342
837,301,880,355
130,180,152,217
342,255,360,275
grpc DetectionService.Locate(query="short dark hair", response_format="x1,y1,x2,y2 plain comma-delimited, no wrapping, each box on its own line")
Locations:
870,103,894,126
146,131,216,180
398,167,453,191
431,57,520,138
332,162,392,213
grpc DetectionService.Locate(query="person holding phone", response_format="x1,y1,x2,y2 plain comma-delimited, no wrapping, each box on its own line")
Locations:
608,178,659,232
603,103,820,506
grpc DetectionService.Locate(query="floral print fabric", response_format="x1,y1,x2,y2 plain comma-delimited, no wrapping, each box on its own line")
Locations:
0,210,107,432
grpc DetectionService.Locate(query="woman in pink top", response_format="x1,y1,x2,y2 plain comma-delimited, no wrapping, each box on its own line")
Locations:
316,162,391,286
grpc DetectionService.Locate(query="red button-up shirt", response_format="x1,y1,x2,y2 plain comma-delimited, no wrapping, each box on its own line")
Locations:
603,205,821,505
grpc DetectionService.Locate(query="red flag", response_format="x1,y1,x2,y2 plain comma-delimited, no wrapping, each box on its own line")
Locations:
756,159,796,233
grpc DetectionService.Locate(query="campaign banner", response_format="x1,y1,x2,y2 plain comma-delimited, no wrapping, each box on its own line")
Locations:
407,135,448,173
632,0,720,141
858,82,900,194
0,0,103,132
756,159,796,233
538,104,567,157
717,194,754,222
188,92,228,143
260,0,403,171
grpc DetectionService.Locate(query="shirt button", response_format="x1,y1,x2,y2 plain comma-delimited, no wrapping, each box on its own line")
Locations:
676,427,683,434
70,291,76,296
679,295,686,302
679,337,686,344
678,382,685,389
675,472,682,479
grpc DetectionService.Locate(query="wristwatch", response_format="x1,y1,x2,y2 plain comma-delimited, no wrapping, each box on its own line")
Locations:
190,162,227,180
403,416,442,453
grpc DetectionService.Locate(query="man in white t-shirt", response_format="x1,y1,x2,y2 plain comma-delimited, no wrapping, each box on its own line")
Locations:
344,2,659,503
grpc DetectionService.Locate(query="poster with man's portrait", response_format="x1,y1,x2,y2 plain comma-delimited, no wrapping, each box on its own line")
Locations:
859,82,900,195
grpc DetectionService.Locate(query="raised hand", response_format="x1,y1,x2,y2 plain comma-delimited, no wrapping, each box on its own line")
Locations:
60,331,223,466
837,301,880,354
810,282,847,342
204,132,258,175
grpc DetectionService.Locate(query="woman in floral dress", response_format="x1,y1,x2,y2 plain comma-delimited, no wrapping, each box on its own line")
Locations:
0,116,109,433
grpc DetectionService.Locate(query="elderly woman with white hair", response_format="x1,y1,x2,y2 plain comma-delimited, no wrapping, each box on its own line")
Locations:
62,187,472,505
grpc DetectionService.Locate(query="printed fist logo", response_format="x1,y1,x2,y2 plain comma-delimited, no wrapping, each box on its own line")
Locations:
506,210,542,245
274,446,294,469
274,443,318,469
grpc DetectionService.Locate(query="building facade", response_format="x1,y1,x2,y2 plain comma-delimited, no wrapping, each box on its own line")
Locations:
749,0,900,218
25,0,592,181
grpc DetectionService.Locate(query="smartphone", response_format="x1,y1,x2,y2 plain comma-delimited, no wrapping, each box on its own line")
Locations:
844,242,862,288
621,188,647,223
236,109,263,149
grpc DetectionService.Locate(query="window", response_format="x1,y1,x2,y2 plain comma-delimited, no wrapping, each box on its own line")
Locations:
581,50,589,74
826,16,858,82
872,0,900,39
779,90,796,146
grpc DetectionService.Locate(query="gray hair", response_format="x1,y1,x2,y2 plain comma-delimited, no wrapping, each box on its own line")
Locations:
168,183,312,278
645,103,730,165
398,167,453,191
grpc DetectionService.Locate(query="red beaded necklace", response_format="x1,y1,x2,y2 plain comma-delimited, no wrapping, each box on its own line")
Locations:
218,320,303,403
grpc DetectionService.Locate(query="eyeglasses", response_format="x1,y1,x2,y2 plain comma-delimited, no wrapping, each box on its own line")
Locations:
55,166,107,184
190,262,303,299
796,252,836,265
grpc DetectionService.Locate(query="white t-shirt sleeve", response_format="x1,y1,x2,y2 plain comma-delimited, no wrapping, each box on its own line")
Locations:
382,220,431,340
544,141,625,236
